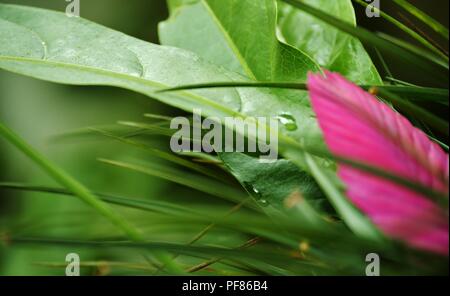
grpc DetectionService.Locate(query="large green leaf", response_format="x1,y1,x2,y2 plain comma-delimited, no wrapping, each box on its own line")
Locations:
159,0,327,205
0,4,378,239
159,0,325,147
0,4,242,118
219,152,330,216
0,4,323,146
158,0,380,238
0,2,324,192
0,3,325,171
160,0,319,81
277,0,382,84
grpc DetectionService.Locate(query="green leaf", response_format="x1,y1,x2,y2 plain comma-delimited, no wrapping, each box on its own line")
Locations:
159,0,319,81
0,4,324,148
219,152,331,219
158,0,325,154
0,4,379,238
1,2,447,276
281,0,448,84
158,0,386,238
0,4,243,118
277,0,382,84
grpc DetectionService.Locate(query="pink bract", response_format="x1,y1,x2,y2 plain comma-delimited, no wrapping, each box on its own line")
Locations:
308,71,449,255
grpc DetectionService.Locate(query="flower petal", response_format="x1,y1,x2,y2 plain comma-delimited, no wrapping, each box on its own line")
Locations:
308,71,449,255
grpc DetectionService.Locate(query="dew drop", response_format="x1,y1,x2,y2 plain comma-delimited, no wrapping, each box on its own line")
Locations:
243,182,261,198
243,182,270,207
277,114,298,131
258,199,269,207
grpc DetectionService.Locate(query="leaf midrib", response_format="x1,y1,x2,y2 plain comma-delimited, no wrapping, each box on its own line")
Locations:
0,55,241,117
200,0,257,80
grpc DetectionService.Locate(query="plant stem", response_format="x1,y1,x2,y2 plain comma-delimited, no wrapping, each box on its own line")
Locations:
393,0,449,40
0,121,183,274
353,0,448,59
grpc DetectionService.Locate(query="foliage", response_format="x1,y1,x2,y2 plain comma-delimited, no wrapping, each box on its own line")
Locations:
0,0,448,275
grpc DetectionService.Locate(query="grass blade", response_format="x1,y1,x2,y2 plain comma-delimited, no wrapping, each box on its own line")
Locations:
0,122,142,241
90,127,233,183
98,158,249,204
352,0,448,58
393,0,449,39
159,81,449,105
0,182,196,217
376,32,448,69
0,123,183,273
303,155,383,241
372,86,449,136
281,0,448,83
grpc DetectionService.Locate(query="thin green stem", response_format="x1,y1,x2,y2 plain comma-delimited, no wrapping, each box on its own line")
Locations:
393,0,449,40
374,47,393,78
0,122,183,274
281,0,448,84
160,81,449,105
353,0,448,59
374,87,449,136
0,122,141,241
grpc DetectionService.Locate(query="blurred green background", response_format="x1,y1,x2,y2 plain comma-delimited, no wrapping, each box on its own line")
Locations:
0,0,178,275
0,0,448,275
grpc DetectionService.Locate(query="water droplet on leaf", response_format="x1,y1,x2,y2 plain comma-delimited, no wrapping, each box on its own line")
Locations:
258,199,269,207
277,114,298,131
243,182,261,197
243,182,269,205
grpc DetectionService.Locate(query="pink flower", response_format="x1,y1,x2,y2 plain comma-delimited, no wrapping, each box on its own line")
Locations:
308,71,449,255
